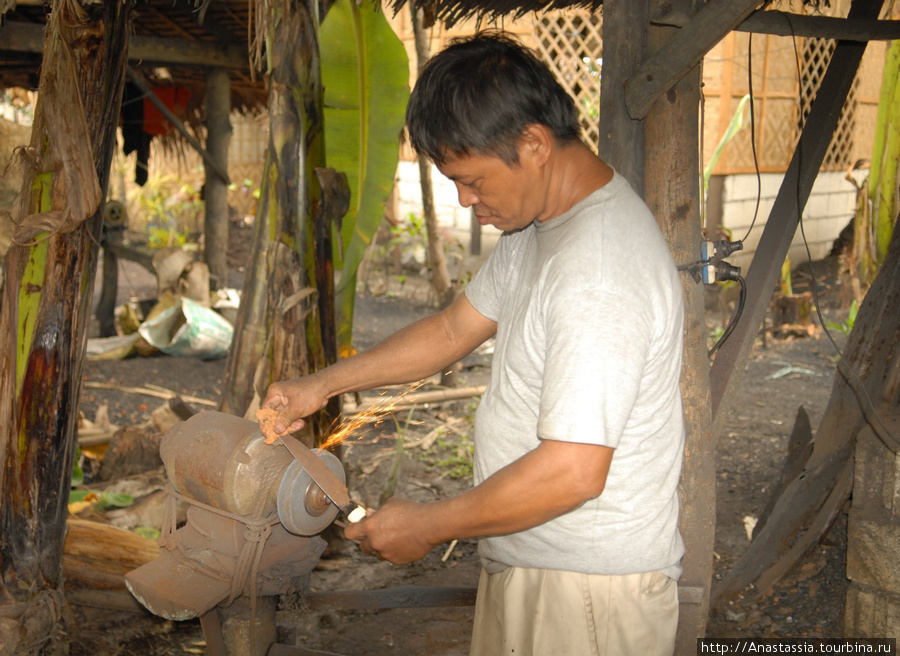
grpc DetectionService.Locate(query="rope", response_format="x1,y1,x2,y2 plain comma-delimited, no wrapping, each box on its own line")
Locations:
160,483,282,654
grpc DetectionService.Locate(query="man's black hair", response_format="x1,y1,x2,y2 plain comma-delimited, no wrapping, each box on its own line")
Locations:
406,31,582,165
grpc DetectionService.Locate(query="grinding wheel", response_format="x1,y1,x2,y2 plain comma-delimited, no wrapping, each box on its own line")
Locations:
277,449,346,536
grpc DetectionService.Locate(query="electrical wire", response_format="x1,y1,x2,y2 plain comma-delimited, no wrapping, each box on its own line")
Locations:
708,274,746,358
739,32,763,245
706,33,760,358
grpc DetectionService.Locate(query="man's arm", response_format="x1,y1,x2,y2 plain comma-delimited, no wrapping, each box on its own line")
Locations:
262,292,496,434
345,439,614,564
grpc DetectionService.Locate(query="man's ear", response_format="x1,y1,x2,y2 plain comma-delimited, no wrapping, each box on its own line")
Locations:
518,124,553,167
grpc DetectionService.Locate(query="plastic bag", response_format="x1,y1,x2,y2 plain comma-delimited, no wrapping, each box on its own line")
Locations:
138,296,233,360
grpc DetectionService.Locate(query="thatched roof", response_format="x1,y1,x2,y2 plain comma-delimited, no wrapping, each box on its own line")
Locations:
392,0,603,29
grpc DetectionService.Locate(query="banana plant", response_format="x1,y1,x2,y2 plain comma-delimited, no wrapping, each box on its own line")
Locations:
867,39,900,267
319,0,410,355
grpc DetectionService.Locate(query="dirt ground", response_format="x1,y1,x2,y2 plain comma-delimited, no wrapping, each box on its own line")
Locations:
71,236,857,655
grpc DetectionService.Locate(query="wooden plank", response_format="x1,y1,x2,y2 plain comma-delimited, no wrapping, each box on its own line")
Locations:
131,33,249,70
708,0,884,426
0,22,249,70
738,11,900,41
625,0,765,120
657,8,900,41
597,0,648,193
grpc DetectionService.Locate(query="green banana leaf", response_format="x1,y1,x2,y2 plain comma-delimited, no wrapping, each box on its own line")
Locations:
703,94,751,220
320,0,409,352
872,40,900,262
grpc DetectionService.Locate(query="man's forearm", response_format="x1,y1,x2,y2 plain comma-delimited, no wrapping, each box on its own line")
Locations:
315,293,495,399
426,440,613,543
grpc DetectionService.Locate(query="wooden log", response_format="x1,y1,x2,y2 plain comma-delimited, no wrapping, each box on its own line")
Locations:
342,386,486,414
64,519,157,589
753,406,814,539
0,22,249,70
411,6,454,308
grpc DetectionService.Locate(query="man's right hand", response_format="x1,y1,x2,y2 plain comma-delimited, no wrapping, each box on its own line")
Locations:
260,375,330,435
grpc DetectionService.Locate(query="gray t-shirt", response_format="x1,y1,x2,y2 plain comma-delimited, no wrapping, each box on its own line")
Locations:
465,172,685,580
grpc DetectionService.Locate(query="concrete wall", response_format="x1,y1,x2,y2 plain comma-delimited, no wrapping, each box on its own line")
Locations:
716,171,860,272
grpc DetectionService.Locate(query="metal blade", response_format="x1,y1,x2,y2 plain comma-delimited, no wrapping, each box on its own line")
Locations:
278,435,352,512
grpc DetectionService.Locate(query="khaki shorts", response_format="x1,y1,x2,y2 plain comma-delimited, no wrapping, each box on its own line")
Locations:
469,567,678,656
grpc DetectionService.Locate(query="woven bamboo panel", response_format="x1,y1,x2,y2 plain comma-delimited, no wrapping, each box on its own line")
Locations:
796,35,859,172
532,10,602,151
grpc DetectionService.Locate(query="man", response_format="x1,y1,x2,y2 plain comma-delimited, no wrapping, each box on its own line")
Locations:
261,32,685,656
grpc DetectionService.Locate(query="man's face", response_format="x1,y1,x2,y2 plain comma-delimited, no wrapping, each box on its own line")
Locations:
437,148,544,232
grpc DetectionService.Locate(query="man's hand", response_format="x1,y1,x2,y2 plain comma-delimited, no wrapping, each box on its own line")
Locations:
260,376,329,435
344,498,437,565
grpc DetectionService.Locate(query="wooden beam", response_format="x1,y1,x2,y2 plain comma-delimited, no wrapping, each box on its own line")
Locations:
625,0,764,120
131,33,249,70
656,9,900,41
126,67,231,186
0,22,249,70
708,0,885,427
738,11,900,40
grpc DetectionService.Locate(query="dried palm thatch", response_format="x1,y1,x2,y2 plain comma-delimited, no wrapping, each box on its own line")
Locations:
1,0,101,253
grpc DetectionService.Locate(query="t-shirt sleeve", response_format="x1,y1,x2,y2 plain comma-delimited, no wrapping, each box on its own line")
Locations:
462,233,511,322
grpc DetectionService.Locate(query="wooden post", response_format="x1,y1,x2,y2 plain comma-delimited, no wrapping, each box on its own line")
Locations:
598,0,648,193
96,205,125,337
642,2,716,652
204,67,233,291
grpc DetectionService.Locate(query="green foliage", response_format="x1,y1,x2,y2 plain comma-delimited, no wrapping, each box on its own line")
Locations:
319,0,410,353
427,434,474,480
71,450,84,488
825,300,858,336
147,224,193,249
129,174,202,248
134,526,161,541
228,177,261,200
68,489,134,512
389,213,428,268
707,327,724,351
